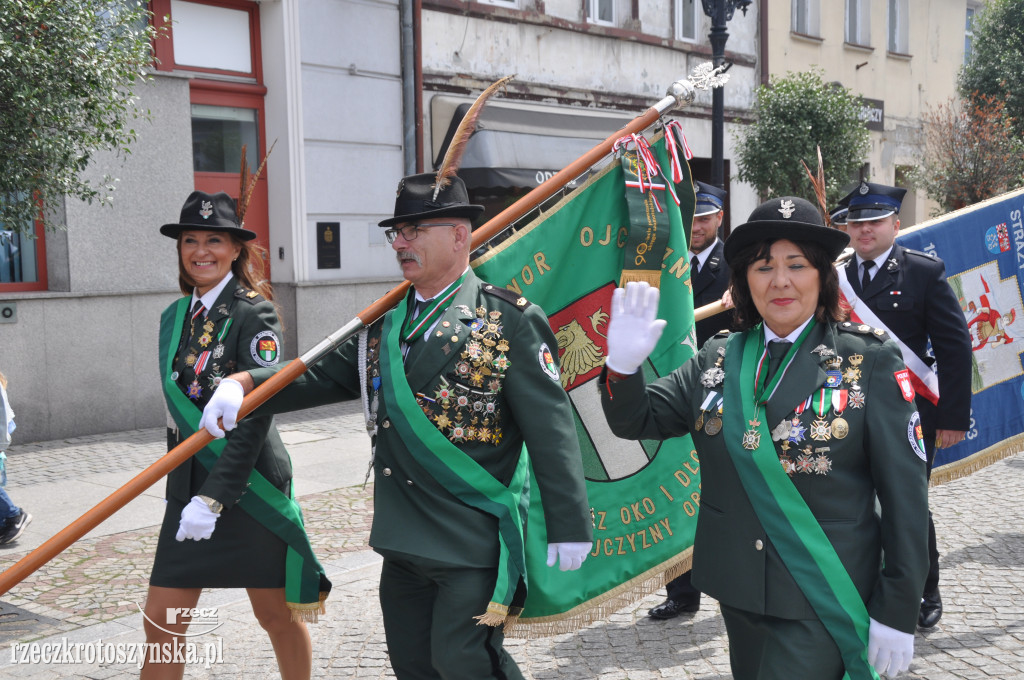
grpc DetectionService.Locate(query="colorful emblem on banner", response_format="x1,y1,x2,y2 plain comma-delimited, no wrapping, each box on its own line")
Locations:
985,222,1011,254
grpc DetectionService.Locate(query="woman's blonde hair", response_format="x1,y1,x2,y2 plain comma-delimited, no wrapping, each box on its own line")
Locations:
0,371,7,390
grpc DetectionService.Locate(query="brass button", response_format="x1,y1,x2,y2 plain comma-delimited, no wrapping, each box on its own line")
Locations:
754,539,764,551
382,419,391,428
451,335,459,342
383,467,392,476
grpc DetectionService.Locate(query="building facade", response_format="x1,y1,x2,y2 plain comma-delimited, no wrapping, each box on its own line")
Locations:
1,0,759,442
764,0,982,225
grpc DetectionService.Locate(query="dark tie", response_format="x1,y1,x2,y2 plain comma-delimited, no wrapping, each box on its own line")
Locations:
767,340,792,382
861,260,875,292
188,300,205,340
690,255,699,276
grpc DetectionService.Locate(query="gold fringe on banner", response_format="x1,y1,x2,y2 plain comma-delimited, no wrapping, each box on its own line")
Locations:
929,434,1024,487
505,548,693,639
618,269,663,288
288,594,328,624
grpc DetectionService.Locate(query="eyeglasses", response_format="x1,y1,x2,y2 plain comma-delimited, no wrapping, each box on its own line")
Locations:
384,222,458,244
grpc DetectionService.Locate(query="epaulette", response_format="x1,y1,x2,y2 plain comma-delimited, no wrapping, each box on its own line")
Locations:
903,247,939,261
839,320,888,342
482,284,532,311
234,287,266,305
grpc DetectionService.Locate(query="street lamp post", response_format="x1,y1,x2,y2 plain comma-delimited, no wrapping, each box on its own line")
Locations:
701,0,751,189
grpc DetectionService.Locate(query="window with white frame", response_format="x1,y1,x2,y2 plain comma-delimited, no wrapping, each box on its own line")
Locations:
676,0,699,41
888,0,908,53
587,0,614,26
964,4,978,63
846,0,870,46
792,0,820,37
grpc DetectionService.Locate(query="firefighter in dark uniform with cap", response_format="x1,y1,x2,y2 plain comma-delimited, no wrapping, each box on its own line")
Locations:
647,180,730,620
199,171,593,679
839,181,973,630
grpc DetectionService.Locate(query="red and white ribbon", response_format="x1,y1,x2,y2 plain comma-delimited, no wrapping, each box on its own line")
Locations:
664,120,693,184
837,264,940,405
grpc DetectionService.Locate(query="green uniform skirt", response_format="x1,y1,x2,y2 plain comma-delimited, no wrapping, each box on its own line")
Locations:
149,434,290,589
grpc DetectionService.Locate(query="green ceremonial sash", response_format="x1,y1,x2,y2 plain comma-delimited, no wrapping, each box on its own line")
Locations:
379,291,530,625
159,298,330,620
722,326,879,680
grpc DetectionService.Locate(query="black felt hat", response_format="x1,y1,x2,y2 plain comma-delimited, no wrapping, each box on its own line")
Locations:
378,173,485,228
159,191,257,241
724,196,850,267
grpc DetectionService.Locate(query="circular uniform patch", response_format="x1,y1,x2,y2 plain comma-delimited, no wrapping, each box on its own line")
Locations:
538,342,560,382
250,330,280,367
908,411,926,462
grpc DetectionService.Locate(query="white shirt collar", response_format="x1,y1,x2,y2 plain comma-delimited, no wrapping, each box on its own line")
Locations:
191,272,234,315
764,316,813,345
855,244,895,271
688,238,720,272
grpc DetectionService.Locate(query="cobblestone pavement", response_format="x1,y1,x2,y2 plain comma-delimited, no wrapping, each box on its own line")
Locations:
0,405,1021,678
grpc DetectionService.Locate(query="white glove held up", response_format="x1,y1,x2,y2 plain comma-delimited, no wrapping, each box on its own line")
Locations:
605,281,667,375
868,617,914,677
546,542,592,571
199,378,245,438
175,496,220,542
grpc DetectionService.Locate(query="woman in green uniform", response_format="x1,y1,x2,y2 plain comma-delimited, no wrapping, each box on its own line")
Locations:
143,191,328,680
600,197,928,680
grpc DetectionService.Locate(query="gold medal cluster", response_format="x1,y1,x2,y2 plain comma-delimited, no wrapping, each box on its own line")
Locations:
772,352,867,478
419,306,510,445
178,303,235,401
696,346,870,478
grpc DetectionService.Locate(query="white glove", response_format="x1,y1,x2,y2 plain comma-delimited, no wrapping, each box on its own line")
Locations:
175,496,220,541
605,282,668,375
199,378,245,438
868,617,914,677
546,542,592,571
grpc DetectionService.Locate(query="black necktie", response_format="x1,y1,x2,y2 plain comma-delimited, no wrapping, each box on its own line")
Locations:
767,340,792,382
861,260,874,292
690,255,699,276
188,300,205,340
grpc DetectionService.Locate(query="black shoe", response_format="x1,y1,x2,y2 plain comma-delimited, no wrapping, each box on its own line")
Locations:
648,596,700,619
0,511,31,545
919,590,942,629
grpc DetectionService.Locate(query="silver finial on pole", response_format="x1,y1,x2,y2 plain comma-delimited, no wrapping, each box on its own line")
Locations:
656,62,731,113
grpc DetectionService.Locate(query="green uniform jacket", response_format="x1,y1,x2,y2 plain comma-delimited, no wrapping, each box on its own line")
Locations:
164,278,292,509
250,271,592,567
601,320,929,633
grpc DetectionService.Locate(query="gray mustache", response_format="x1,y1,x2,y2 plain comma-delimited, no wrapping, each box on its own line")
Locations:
397,251,423,267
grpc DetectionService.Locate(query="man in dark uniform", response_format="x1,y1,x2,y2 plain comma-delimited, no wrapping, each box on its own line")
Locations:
690,181,732,347
647,181,730,620
839,181,973,629
201,173,593,679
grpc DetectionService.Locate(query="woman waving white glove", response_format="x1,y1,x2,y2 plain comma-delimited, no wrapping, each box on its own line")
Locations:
605,281,667,375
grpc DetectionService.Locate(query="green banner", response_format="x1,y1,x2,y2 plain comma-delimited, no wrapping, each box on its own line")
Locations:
472,132,699,631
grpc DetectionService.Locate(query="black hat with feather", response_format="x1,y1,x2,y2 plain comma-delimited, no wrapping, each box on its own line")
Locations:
378,76,514,228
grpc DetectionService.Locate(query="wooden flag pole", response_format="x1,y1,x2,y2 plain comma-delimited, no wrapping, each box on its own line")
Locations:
0,67,729,596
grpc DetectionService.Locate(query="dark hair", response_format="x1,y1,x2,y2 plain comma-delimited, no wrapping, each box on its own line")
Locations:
175,232,274,301
728,238,848,331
